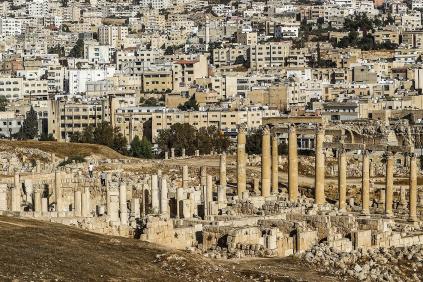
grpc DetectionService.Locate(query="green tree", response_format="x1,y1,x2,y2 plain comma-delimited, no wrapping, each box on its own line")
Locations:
39,133,56,141
17,106,38,139
68,38,84,58
80,125,94,143
93,122,114,147
112,127,128,154
246,129,262,155
0,96,7,111
156,123,230,156
178,97,199,111
140,97,160,106
130,135,153,158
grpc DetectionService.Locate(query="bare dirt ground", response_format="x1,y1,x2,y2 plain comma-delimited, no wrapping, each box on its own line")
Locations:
0,140,124,159
0,216,340,281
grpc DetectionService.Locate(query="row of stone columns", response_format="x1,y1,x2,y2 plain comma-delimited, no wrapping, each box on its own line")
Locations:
237,126,279,198
336,149,418,221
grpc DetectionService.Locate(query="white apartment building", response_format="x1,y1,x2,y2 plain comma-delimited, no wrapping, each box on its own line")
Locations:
412,0,423,10
0,17,22,37
401,12,422,31
275,24,300,39
84,44,112,64
68,68,116,96
27,0,50,18
138,0,171,9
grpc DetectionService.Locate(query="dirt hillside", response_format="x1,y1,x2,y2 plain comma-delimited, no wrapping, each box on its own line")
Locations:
0,216,339,281
0,140,124,159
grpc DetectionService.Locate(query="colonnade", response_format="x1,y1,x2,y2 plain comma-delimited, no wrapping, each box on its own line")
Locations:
236,124,419,221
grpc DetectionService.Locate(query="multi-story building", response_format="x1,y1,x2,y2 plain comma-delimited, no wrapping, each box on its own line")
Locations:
248,42,291,70
48,98,110,141
68,67,116,96
98,25,128,48
0,17,22,37
151,107,280,141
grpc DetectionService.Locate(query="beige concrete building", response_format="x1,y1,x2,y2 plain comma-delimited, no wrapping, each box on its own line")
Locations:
151,108,280,141
249,42,290,70
98,25,128,48
48,99,110,141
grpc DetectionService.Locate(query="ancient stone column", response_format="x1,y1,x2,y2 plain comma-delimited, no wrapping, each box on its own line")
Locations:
74,190,82,217
55,170,64,213
338,149,347,211
409,154,417,222
385,152,394,216
170,148,175,159
217,185,226,203
315,128,325,205
254,178,260,195
271,134,279,194
130,198,140,219
160,177,168,215
361,151,370,215
207,175,213,203
109,190,119,222
41,198,48,213
182,148,186,158
220,153,227,190
400,186,407,207
106,174,111,215
288,125,298,202
33,187,42,213
182,166,189,188
261,126,271,197
0,184,7,211
24,179,33,206
176,187,184,218
202,185,208,216
151,175,159,213
164,151,169,160
81,186,90,217
119,182,128,225
200,166,207,187
12,172,20,212
237,127,247,196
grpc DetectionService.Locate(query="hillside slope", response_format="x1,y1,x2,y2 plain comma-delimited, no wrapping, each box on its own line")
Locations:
0,140,124,159
0,216,339,281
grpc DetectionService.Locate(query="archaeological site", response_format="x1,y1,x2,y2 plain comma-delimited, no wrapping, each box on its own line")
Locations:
1,116,423,281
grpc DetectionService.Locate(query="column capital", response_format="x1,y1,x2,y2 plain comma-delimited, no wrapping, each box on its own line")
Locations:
262,125,270,135
238,124,247,134
315,124,325,133
288,124,297,132
385,151,394,157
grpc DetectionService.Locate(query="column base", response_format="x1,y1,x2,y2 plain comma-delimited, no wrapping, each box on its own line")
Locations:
384,212,394,218
408,217,418,223
361,210,370,216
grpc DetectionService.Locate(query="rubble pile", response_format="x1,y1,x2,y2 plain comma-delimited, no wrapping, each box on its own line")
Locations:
302,243,423,281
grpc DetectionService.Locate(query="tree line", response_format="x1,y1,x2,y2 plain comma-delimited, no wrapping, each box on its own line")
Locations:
156,123,231,156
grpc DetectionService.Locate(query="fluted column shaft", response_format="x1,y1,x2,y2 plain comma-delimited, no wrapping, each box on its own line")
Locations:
288,125,298,201
261,127,271,197
271,135,279,194
385,152,394,216
315,129,325,205
362,151,370,215
237,128,247,195
338,149,347,210
409,154,417,222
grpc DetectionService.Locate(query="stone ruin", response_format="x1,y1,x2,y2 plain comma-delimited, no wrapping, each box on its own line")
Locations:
0,118,423,281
